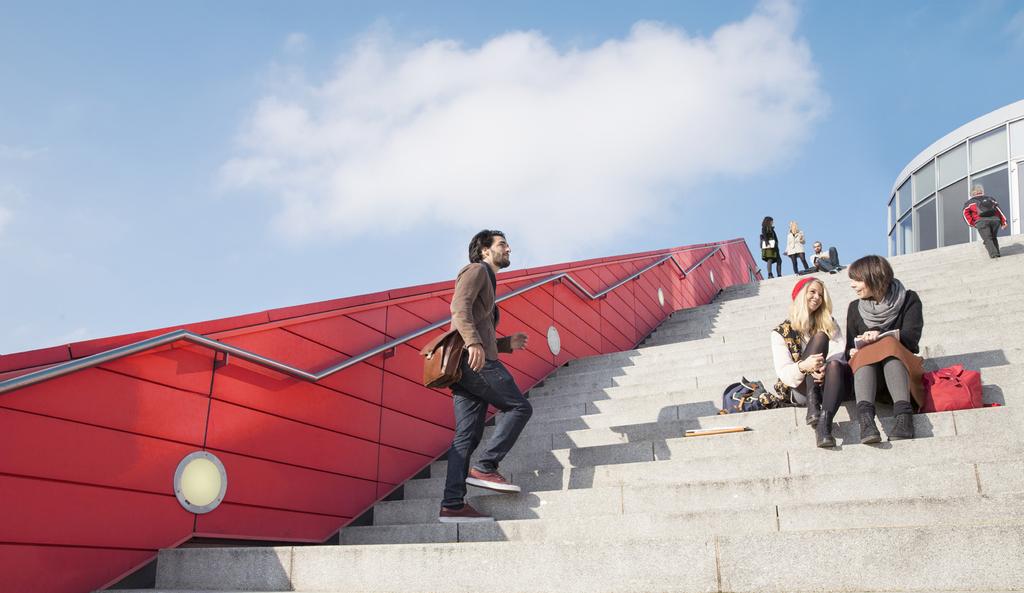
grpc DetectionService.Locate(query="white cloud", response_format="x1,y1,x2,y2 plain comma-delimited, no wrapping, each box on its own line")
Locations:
222,0,826,260
0,205,11,235
1008,10,1024,46
284,32,309,54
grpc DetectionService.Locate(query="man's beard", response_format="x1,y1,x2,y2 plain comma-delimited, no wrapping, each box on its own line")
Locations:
495,256,511,269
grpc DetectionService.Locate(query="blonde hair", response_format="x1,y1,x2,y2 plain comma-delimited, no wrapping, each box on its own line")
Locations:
789,279,835,339
789,221,800,234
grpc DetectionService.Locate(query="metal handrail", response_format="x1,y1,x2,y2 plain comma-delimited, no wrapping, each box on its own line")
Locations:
0,240,746,395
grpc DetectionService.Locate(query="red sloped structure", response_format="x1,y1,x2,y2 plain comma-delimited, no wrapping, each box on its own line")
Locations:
0,239,758,593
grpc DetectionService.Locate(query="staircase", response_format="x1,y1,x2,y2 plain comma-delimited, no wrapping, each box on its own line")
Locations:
118,237,1024,593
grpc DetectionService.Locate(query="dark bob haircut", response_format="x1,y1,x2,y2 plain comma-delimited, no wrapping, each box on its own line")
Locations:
847,255,894,299
468,229,506,264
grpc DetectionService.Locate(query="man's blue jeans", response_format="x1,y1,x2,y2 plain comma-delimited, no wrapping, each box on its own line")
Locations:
442,359,532,508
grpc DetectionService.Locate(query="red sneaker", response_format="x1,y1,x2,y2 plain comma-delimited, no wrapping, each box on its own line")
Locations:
466,468,521,493
438,503,494,523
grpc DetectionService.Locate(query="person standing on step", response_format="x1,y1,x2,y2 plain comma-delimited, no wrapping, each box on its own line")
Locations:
962,184,1008,259
439,229,532,524
770,277,851,448
785,221,809,274
845,255,924,444
760,216,783,278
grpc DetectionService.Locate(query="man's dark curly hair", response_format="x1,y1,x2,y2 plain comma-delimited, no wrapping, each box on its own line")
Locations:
468,229,506,263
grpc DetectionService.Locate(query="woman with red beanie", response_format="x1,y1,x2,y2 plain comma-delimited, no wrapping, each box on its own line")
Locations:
770,277,852,447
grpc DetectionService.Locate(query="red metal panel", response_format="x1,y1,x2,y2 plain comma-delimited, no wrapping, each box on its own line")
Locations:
98,345,216,395
497,338,550,381
266,289,391,322
221,328,383,404
518,283,554,319
379,408,454,457
384,342,434,386
553,300,601,352
347,307,388,334
0,368,208,445
376,481,400,499
210,450,377,517
388,279,455,300
0,408,197,492
0,345,70,373
68,311,271,359
211,361,381,443
397,296,452,325
382,372,454,429
0,545,154,593
0,475,192,549
552,282,600,328
285,314,387,362
204,399,378,481
499,297,553,337
599,298,636,347
195,502,340,543
553,322,599,365
378,445,434,485
386,305,435,346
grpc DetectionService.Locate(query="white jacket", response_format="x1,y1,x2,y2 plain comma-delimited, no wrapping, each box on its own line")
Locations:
770,320,845,389
785,231,805,255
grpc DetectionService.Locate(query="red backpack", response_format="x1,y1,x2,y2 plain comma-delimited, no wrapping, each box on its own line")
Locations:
921,365,983,412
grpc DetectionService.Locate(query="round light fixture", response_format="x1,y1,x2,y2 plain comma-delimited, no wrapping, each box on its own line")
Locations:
710,270,716,285
174,451,227,514
657,287,665,307
546,326,561,356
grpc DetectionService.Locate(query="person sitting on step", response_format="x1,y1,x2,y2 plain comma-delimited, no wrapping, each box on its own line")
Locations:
810,241,842,274
845,255,924,444
770,277,851,448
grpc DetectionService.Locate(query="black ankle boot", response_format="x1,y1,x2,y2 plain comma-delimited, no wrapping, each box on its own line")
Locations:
815,410,835,448
857,401,881,444
805,384,822,427
889,401,915,441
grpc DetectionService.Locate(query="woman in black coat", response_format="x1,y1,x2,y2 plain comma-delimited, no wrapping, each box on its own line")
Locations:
845,255,924,444
760,216,783,278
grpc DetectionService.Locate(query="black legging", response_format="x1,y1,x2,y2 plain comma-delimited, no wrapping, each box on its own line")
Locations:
789,253,809,274
766,257,782,277
798,332,851,418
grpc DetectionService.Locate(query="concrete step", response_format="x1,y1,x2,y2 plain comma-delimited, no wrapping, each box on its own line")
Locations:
645,308,1024,346
152,521,1024,592
340,491,1024,545
652,296,1024,339
528,357,1021,410
372,456,1023,527
533,351,1022,404
425,407,1023,490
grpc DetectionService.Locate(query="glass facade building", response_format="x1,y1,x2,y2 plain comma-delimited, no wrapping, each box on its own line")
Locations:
888,100,1024,255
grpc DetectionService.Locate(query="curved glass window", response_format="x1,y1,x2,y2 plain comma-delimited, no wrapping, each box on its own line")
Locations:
913,162,935,203
971,164,1010,237
899,215,913,254
937,143,967,189
898,179,912,216
889,231,897,257
916,198,937,251
1011,119,1024,159
970,126,1007,173
888,194,897,230
939,178,970,247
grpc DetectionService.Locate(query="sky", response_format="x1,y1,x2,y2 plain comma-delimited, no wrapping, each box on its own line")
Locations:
1,0,1023,354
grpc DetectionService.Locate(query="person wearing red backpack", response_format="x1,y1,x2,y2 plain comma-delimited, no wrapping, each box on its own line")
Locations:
962,184,1008,259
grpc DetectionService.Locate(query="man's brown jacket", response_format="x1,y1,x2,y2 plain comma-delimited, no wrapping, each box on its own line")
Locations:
451,263,513,361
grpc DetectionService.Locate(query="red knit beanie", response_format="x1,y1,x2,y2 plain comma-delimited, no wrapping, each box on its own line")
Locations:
791,277,815,301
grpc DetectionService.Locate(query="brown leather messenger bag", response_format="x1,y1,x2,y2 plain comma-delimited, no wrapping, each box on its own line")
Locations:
420,329,465,388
